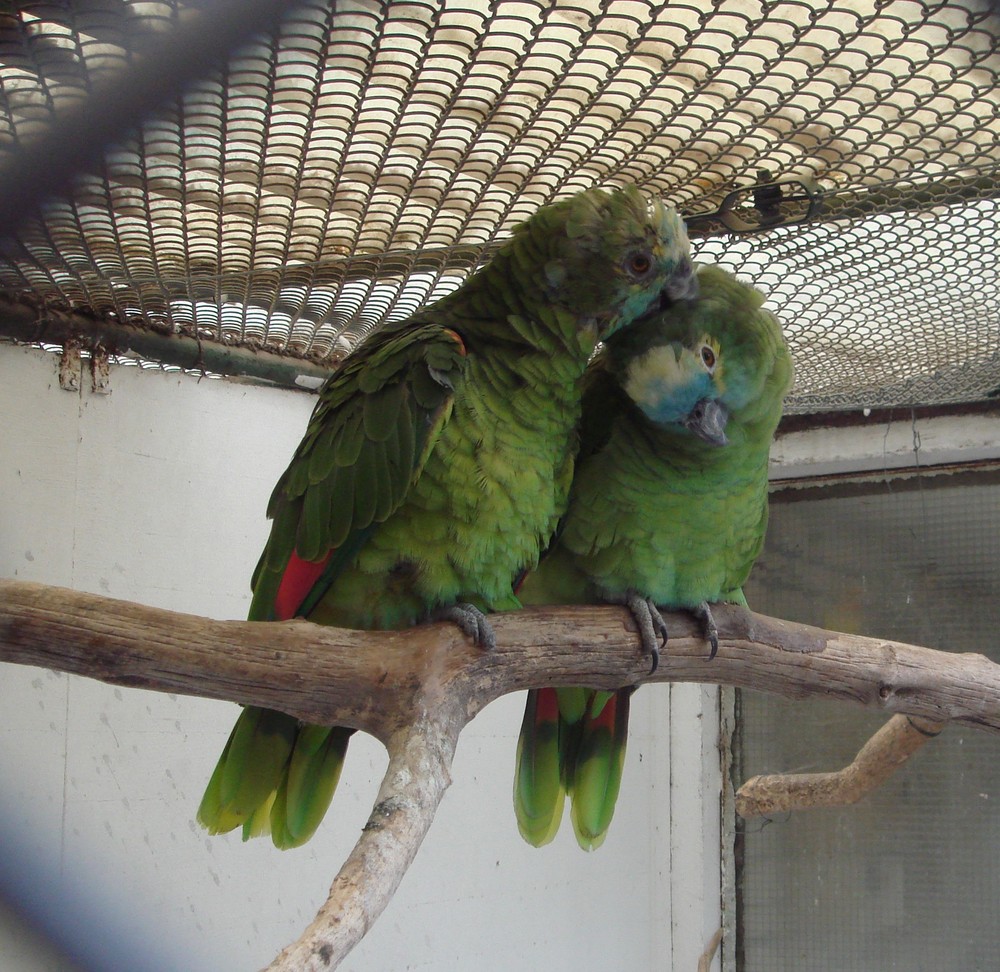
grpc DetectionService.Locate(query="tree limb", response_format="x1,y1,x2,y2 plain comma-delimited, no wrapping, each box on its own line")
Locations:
736,714,945,818
3,579,998,734
2,577,999,969
697,928,723,972
265,718,460,972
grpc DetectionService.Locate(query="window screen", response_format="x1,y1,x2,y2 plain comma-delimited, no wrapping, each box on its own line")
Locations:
738,469,1000,971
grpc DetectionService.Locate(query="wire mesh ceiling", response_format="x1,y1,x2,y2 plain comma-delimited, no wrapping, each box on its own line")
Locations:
0,0,996,413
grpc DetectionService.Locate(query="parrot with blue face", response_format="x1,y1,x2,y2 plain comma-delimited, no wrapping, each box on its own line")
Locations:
513,264,793,850
196,185,698,848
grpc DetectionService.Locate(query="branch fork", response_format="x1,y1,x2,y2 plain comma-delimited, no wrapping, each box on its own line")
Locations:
1,579,997,969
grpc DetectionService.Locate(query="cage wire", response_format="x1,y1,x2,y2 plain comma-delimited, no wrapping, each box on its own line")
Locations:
0,0,996,413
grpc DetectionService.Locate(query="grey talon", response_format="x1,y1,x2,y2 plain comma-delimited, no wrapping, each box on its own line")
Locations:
622,591,668,667
434,602,497,650
693,601,719,660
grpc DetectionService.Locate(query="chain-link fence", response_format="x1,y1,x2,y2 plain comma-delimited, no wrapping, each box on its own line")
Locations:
0,0,996,412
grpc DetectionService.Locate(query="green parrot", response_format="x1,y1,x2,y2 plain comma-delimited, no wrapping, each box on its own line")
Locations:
513,264,793,850
197,185,699,848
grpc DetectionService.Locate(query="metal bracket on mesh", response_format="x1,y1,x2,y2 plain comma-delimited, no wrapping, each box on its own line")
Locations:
688,179,824,235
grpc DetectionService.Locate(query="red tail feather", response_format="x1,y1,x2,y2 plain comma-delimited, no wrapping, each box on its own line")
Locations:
534,687,561,721
589,694,618,730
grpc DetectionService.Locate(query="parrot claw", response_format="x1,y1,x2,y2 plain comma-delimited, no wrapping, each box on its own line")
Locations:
622,591,668,674
434,603,497,651
693,601,719,659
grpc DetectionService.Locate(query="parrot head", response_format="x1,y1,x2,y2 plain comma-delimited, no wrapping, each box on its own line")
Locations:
606,263,793,443
618,333,729,445
518,184,697,342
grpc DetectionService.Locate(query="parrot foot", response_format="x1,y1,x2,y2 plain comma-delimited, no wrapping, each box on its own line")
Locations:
621,591,668,674
692,601,719,660
434,603,497,651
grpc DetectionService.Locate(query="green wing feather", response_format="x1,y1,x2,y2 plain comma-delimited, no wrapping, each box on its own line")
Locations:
257,323,466,617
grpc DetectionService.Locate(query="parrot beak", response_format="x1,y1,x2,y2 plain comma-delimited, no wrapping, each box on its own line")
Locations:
684,398,729,446
663,257,699,303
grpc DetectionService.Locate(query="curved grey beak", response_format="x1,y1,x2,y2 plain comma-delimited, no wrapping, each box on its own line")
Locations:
664,257,699,302
684,398,728,446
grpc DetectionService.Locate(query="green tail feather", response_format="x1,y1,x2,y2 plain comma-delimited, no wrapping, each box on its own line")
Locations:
584,689,615,719
568,689,631,852
272,725,353,849
221,708,298,810
266,777,293,847
198,708,354,848
241,791,277,841
514,689,567,847
196,740,245,835
197,707,297,834
554,686,589,723
515,687,630,848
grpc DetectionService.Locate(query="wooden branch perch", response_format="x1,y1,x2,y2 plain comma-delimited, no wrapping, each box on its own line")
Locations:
2,578,999,970
698,928,723,972
267,718,459,972
736,714,946,818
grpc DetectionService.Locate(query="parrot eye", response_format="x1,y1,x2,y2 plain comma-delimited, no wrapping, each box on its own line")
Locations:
624,250,654,279
700,345,717,371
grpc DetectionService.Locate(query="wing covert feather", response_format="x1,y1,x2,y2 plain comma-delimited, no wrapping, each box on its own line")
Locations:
252,324,467,620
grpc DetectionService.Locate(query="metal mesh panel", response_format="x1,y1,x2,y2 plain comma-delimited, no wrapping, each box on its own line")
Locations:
0,0,996,410
740,474,1000,970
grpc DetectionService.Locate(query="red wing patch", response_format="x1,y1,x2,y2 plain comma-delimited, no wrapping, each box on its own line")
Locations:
442,328,467,355
512,566,529,596
275,550,333,620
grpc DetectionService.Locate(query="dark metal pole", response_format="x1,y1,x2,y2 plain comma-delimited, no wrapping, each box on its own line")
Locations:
0,0,302,239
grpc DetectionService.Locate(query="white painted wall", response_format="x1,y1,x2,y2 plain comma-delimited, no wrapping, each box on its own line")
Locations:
771,410,1000,481
0,343,723,972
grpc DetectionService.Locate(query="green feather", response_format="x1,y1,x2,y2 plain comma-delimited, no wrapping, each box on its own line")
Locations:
195,707,297,830
356,360,385,394
196,736,245,835
514,690,566,847
409,362,449,409
327,461,355,549
241,792,277,842
298,483,330,561
282,458,312,503
278,726,352,847
247,566,282,622
370,440,394,523
555,686,588,724
351,439,378,528
263,501,299,573
335,410,366,467
394,397,416,478
568,692,629,852
264,781,293,847
306,426,341,484
588,689,615,719
363,383,404,443
315,463,341,529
